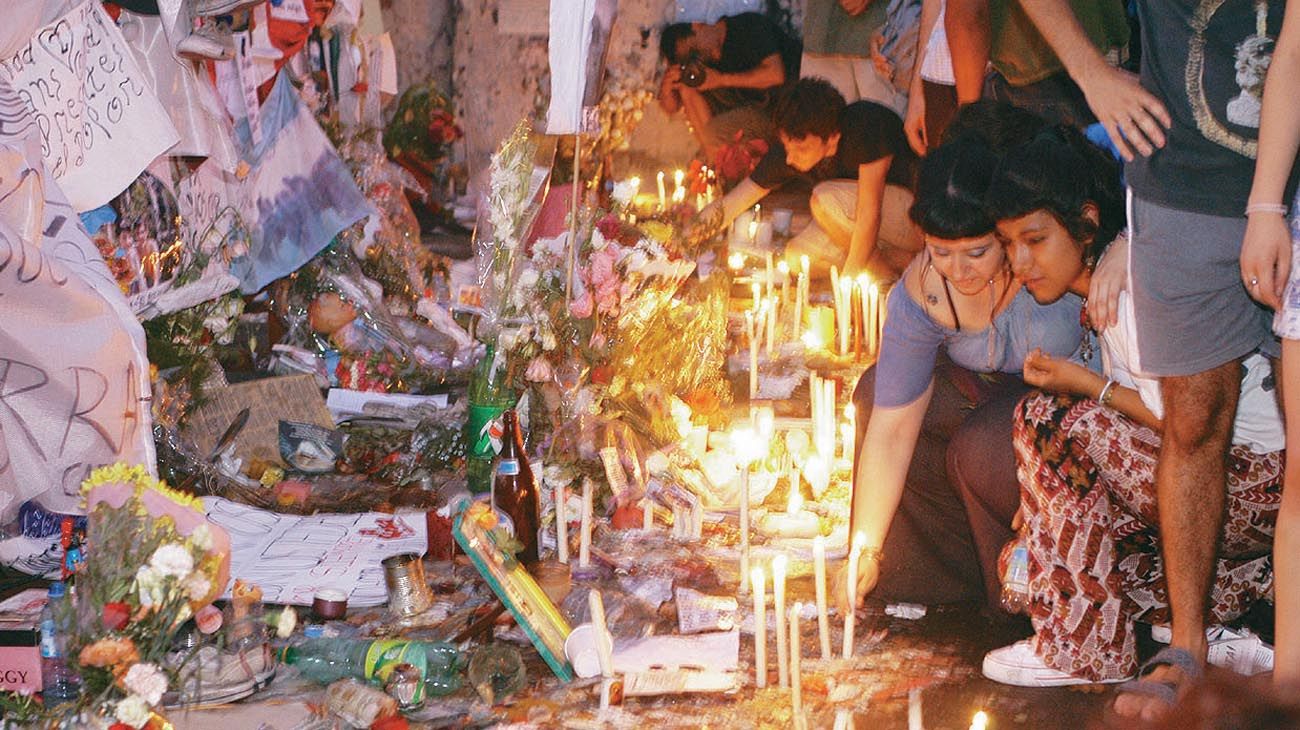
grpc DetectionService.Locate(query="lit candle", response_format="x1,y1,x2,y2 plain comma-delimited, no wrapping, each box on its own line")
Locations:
778,260,790,307
774,554,789,688
748,219,758,245
579,478,593,568
643,496,654,531
556,483,569,564
746,311,759,400
856,274,871,360
813,535,831,659
674,168,685,195
752,280,762,311
765,298,776,358
729,251,746,271
840,422,854,467
736,428,759,593
908,688,923,730
790,601,803,725
970,711,989,730
759,488,819,539
751,565,767,688
795,256,809,336
657,171,667,211
843,531,866,658
765,251,775,300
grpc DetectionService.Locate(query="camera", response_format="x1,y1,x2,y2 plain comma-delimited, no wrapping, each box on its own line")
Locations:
679,56,708,88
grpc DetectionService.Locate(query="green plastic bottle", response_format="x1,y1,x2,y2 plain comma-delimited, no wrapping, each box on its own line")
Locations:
280,638,462,700
464,344,516,494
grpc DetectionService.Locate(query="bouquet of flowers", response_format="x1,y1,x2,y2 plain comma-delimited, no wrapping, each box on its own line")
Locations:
0,465,231,727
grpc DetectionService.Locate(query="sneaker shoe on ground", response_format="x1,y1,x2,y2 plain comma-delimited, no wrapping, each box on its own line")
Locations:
177,24,234,61
983,640,1130,687
1148,624,1274,676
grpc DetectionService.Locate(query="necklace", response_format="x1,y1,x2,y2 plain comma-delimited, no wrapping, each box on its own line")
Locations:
1078,298,1096,363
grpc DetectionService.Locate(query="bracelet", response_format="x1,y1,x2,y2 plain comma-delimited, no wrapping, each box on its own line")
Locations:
1097,379,1117,407
1245,202,1288,217
861,547,884,564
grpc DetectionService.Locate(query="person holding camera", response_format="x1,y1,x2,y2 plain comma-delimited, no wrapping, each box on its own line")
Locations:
657,12,802,155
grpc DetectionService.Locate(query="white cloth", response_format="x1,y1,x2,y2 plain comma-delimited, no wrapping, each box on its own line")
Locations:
919,1,954,85
1101,290,1283,453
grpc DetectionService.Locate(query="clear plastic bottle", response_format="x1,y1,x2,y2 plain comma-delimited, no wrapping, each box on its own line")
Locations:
280,638,462,700
39,582,80,705
1000,542,1031,614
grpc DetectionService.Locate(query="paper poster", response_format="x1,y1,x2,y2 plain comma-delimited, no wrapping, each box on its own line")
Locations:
184,375,334,466
202,496,428,606
545,0,616,134
0,0,180,211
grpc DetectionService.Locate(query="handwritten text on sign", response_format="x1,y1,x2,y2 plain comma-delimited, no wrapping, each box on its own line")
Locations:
0,0,178,211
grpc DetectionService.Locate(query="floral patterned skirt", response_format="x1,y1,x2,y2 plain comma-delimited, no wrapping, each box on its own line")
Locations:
1009,391,1282,681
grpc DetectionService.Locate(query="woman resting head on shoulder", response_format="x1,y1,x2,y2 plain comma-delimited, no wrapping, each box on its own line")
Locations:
979,125,1282,696
839,104,1092,618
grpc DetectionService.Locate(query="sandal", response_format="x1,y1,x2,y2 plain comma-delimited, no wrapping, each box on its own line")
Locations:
1113,646,1204,715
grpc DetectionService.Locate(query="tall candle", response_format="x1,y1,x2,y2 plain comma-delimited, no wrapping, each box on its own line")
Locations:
579,478,594,568
643,496,654,531
657,171,666,211
674,169,685,195
790,601,803,725
751,566,767,688
908,688,923,730
556,483,569,564
774,554,789,688
746,311,759,400
813,536,831,660
843,531,866,658
765,252,775,300
588,590,616,711
765,298,776,358
778,260,790,307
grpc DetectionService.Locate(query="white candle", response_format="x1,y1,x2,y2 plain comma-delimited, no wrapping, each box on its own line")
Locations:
970,711,989,730
765,251,775,300
843,531,866,658
778,260,790,308
751,566,767,688
795,257,809,336
765,298,776,358
813,536,831,660
579,478,594,568
643,497,654,531
657,171,666,211
774,554,788,688
840,422,854,466
674,169,685,196
556,483,569,564
790,601,803,725
588,590,616,711
747,311,760,400
908,688,923,730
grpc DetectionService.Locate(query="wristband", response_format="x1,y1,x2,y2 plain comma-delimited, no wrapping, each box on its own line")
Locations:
1245,202,1288,217
861,547,884,564
1097,379,1117,407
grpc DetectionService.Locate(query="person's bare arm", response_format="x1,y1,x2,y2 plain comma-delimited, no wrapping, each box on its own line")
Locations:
1241,0,1300,309
697,177,770,232
1017,0,1171,160
944,0,989,104
903,0,942,153
1023,349,1161,431
845,158,891,274
658,64,683,114
699,53,786,91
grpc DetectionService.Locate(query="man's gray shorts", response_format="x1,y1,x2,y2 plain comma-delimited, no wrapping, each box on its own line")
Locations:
1129,194,1279,377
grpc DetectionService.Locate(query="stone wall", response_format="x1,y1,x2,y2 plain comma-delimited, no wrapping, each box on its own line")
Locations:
381,0,457,95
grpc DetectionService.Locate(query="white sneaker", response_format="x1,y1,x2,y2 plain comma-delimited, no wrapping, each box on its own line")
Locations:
983,640,1130,687
1149,624,1274,676
192,0,263,17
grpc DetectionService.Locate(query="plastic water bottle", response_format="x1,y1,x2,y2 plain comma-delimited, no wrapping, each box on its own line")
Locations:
39,582,80,705
1000,542,1031,614
280,638,462,701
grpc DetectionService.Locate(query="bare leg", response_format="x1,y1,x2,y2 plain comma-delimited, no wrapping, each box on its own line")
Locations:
1113,360,1240,720
1276,341,1300,689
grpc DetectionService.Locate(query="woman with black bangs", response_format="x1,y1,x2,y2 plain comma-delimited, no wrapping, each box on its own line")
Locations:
837,105,1089,616
982,126,1283,695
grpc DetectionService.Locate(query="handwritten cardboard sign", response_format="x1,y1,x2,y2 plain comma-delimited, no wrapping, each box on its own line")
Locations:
0,0,180,211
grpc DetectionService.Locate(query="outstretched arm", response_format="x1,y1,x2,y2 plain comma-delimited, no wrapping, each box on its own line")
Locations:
944,0,989,104
844,158,892,274
699,53,787,91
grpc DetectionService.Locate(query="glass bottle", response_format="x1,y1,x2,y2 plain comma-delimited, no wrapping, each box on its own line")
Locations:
492,409,540,567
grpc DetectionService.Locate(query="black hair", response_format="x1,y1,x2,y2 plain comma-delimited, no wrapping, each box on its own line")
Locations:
909,101,1049,239
941,100,1048,152
772,78,846,140
909,134,1002,239
659,23,694,63
985,124,1125,261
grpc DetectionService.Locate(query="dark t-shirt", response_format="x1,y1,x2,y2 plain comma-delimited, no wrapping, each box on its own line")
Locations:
715,13,802,81
1127,0,1298,216
750,102,919,191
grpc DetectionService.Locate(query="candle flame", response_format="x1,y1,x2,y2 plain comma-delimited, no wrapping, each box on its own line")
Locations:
777,260,790,275
970,710,989,730
773,553,788,578
751,565,766,588
800,254,810,274
802,329,823,350
851,531,868,553
844,403,855,421
728,251,746,270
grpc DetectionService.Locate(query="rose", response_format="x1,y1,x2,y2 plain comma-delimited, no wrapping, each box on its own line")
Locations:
122,663,168,705
102,602,131,632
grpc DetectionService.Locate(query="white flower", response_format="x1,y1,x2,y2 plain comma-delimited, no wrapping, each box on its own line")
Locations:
189,524,213,551
645,451,671,476
115,695,153,729
518,268,539,290
276,607,298,638
611,179,638,206
590,227,609,251
123,663,168,706
136,566,163,608
182,573,211,602
149,544,194,578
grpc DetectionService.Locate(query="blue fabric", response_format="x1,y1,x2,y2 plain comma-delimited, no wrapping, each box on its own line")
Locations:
873,283,1084,408
230,71,370,294
78,205,116,235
